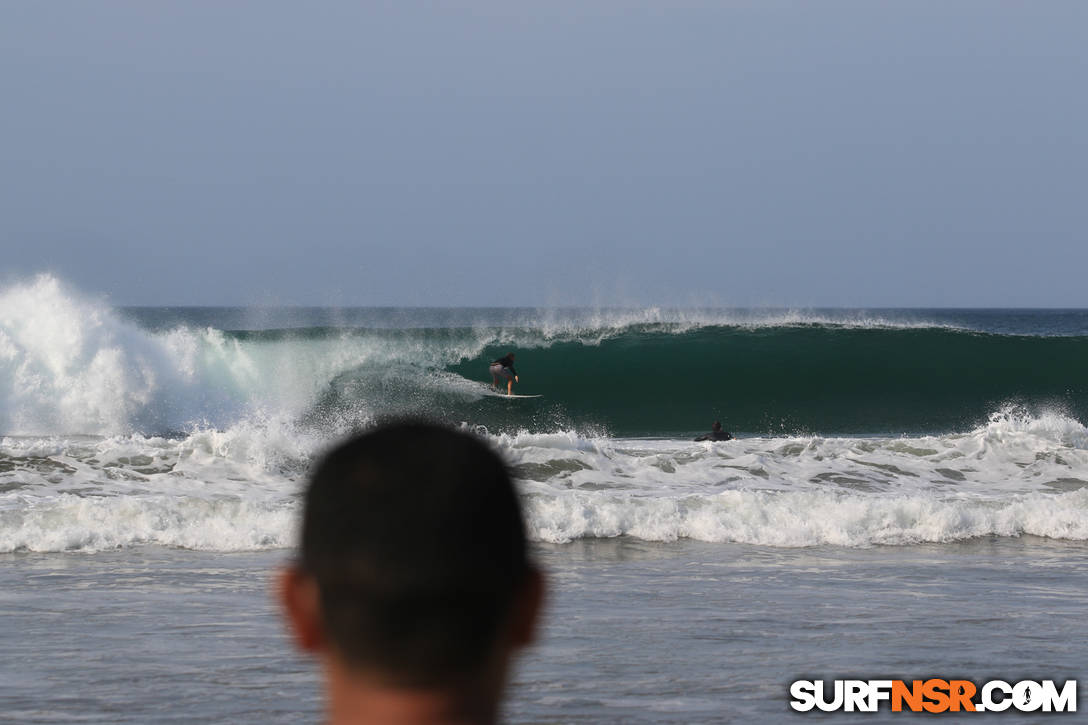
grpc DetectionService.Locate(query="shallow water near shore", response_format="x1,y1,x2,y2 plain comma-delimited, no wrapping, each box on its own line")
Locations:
2,536,1085,723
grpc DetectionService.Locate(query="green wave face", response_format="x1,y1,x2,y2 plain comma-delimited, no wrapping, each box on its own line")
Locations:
446,326,1088,435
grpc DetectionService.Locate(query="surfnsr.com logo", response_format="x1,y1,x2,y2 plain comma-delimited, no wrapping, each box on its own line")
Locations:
790,679,1077,713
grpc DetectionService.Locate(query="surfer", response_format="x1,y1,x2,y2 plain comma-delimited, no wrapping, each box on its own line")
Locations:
694,421,734,442
489,353,519,395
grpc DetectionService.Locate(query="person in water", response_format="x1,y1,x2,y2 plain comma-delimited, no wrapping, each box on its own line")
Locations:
277,421,545,725
694,421,734,442
489,352,519,395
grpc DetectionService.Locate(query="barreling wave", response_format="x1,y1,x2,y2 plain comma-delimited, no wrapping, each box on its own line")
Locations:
446,325,1088,435
2,275,1087,437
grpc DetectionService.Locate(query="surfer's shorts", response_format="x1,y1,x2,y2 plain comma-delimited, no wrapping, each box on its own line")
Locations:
490,363,514,381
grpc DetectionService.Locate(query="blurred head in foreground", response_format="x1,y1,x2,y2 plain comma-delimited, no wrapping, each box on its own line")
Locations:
279,421,544,725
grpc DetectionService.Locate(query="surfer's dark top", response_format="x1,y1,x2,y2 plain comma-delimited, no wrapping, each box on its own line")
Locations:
491,355,517,377
694,430,734,442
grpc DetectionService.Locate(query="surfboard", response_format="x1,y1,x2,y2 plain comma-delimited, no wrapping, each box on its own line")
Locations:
483,390,542,399
477,380,541,398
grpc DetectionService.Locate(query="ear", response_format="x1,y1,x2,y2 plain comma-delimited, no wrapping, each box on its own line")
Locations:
509,566,546,648
277,566,325,653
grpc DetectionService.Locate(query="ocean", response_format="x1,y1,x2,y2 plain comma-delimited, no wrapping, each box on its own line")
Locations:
2,274,1086,722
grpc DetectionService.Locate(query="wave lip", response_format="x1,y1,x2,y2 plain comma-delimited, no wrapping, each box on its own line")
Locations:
1,275,166,435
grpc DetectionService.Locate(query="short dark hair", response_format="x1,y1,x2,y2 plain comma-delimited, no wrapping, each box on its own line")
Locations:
299,421,530,686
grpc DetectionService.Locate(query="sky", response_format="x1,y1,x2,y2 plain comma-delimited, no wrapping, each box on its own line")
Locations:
1,1,1085,307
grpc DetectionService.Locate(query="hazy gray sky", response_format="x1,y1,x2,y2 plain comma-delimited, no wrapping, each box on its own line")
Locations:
2,1,1085,307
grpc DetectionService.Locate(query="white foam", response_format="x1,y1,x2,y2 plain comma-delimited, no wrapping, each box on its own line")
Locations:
496,412,1088,496
2,414,1087,552
523,488,1088,546
1,275,175,434
0,418,313,552
0,493,296,553
506,306,959,340
496,417,1088,546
